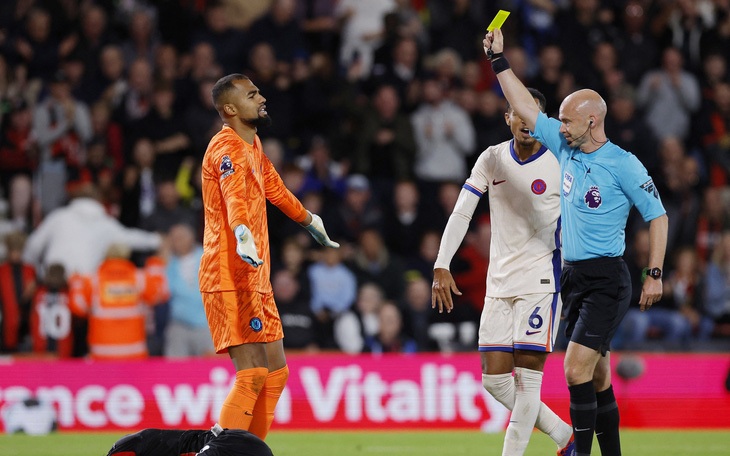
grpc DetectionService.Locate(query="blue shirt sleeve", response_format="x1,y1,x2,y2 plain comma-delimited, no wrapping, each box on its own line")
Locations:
617,154,666,222
531,112,567,158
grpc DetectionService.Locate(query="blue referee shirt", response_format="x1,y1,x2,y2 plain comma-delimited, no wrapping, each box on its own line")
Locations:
531,112,666,261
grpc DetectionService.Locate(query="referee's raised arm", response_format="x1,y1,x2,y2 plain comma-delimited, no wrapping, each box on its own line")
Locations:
483,28,539,132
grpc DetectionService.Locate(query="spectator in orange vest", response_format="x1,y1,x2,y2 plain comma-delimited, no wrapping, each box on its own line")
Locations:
69,244,169,360
0,232,37,353
30,263,73,357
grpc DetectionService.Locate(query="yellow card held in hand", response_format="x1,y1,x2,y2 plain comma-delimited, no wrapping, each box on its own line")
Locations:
487,10,510,31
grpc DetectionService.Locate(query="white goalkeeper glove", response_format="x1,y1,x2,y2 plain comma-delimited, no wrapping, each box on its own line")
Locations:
234,224,263,268
304,211,340,248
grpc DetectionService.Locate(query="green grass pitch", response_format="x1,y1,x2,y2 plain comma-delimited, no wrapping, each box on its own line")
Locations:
0,430,727,456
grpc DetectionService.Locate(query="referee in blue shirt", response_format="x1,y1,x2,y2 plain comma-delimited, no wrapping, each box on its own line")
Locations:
484,29,668,456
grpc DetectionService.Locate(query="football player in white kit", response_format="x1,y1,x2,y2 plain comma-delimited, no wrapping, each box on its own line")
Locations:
432,88,574,456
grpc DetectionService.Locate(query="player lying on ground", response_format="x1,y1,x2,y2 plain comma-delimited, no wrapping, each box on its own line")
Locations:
106,423,273,456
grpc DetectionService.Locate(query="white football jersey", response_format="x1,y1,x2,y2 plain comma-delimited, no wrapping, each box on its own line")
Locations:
464,139,561,298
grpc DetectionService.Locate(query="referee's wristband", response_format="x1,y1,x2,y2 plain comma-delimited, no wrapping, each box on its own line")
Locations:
491,56,510,74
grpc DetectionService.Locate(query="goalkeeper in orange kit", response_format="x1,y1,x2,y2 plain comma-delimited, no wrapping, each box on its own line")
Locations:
199,73,339,440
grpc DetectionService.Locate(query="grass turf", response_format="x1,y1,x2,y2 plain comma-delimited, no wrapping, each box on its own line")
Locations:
0,430,727,456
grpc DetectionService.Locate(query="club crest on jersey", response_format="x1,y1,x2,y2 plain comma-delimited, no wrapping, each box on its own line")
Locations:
250,317,263,332
220,155,234,179
640,179,659,199
584,185,602,209
531,179,546,195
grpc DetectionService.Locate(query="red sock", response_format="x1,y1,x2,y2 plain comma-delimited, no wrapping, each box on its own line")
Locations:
218,367,268,430
248,365,289,440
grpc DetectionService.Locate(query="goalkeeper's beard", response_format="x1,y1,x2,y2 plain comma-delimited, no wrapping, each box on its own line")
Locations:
246,113,273,128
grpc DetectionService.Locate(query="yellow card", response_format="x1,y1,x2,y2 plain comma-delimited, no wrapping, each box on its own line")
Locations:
487,10,510,31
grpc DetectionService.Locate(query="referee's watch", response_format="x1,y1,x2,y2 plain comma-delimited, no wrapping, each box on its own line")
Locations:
642,267,662,281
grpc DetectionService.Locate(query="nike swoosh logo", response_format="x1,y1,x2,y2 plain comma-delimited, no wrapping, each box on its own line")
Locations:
571,157,580,162
492,179,506,185
244,411,253,416
574,427,591,432
525,330,541,335
585,333,601,337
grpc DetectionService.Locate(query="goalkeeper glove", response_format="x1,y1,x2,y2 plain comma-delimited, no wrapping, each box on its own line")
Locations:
303,211,340,248
234,224,263,267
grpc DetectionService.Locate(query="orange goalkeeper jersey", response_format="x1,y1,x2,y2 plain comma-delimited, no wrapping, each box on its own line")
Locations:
199,126,307,293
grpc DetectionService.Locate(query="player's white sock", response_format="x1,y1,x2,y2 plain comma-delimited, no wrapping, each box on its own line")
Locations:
483,372,572,450
502,368,543,456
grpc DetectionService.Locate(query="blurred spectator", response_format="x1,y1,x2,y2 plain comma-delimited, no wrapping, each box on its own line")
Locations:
154,44,179,87
121,8,159,68
120,138,157,228
189,2,246,74
617,1,659,86
249,0,304,63
294,0,338,54
703,231,730,327
0,232,36,353
177,42,223,110
334,282,385,354
140,180,198,235
163,224,213,358
555,0,618,85
699,82,730,186
83,45,127,108
296,136,348,199
471,91,511,152
370,37,421,110
668,246,714,343
327,174,383,243
354,84,416,190
696,186,730,263
351,228,405,300
11,7,76,81
184,78,221,158
23,184,161,276
273,269,317,350
69,244,168,360
428,0,482,61
73,5,112,79
400,274,437,351
411,76,475,184
89,101,123,171
30,263,73,357
655,0,712,71
245,42,294,141
138,82,191,179
406,229,441,282
114,58,153,136
637,47,700,142
605,84,658,176
308,247,357,348
32,70,92,214
383,180,430,257
586,41,623,96
652,137,701,254
529,44,568,117
614,229,690,351
368,301,417,354
336,0,396,78
0,101,37,213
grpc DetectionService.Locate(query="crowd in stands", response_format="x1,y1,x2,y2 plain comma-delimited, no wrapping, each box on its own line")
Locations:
1,0,729,359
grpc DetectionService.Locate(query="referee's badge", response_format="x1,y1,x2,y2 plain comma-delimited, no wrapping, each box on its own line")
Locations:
562,172,573,196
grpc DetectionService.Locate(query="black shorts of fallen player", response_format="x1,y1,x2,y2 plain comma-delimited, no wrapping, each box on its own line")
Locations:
560,256,631,356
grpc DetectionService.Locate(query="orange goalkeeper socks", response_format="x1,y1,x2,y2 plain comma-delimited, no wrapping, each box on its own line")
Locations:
219,367,268,430
248,365,290,440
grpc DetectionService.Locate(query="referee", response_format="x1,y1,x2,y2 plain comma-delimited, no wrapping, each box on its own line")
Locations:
484,29,668,456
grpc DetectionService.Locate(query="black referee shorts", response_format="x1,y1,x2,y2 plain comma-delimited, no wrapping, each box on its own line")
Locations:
560,256,631,356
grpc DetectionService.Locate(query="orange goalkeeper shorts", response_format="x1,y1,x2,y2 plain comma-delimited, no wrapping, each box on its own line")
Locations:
202,290,283,354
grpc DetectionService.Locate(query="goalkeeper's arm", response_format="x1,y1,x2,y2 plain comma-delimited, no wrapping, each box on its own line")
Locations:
300,211,340,248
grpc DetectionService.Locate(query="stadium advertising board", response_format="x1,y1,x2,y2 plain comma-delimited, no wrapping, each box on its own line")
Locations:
0,353,728,432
